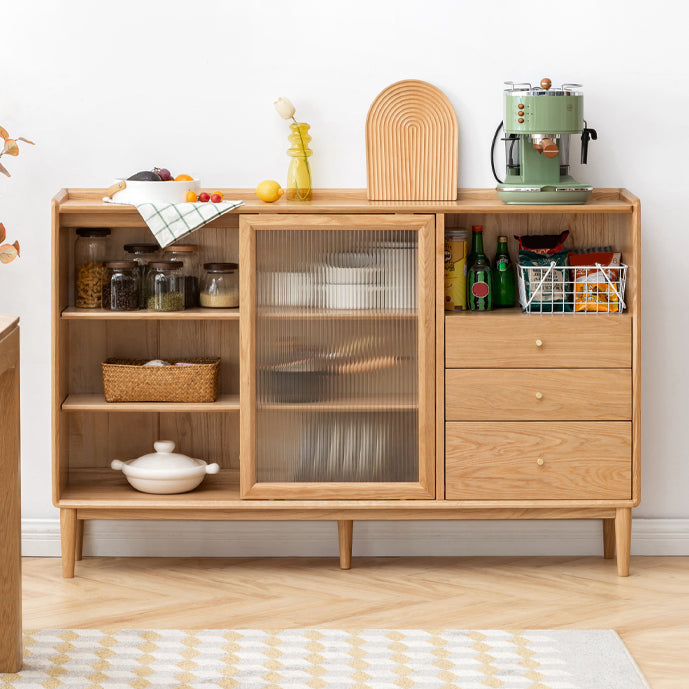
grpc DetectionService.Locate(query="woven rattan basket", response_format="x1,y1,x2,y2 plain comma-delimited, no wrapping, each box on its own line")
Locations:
102,358,220,403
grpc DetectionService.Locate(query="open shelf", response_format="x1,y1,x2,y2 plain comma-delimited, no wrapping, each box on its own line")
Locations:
62,394,240,412
61,468,241,506
62,307,240,320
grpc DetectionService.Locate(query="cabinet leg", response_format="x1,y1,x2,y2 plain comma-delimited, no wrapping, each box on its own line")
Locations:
603,518,615,559
75,519,84,562
60,509,77,579
337,520,353,570
615,508,632,577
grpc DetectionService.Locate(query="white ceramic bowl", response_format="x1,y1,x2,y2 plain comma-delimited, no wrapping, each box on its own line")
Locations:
104,178,201,204
111,440,219,494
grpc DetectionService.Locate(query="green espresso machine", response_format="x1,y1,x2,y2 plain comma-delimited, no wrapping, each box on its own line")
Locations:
492,78,597,204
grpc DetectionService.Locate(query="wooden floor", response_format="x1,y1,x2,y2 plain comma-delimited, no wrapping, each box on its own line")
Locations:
21,556,688,688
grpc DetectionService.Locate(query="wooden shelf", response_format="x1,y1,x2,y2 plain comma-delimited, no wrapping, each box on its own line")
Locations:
62,394,240,412
54,188,638,225
62,307,239,320
62,468,241,506
445,308,633,319
258,397,418,412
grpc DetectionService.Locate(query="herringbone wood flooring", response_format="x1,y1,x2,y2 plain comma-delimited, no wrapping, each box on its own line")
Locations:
21,556,689,688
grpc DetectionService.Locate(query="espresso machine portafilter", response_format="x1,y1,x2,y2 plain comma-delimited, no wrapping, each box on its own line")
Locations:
492,78,597,204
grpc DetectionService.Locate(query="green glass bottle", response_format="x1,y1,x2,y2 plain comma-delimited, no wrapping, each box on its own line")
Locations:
493,235,516,308
466,225,483,300
467,227,493,311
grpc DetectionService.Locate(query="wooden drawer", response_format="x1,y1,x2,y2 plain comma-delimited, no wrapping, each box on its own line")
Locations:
445,314,632,368
445,369,632,421
445,421,631,500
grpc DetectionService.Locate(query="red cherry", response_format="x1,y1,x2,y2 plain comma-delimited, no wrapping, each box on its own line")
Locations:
198,192,210,202
210,193,222,203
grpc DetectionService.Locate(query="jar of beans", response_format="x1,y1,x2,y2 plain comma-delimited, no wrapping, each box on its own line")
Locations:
162,244,200,308
146,261,186,311
102,261,140,311
74,228,110,308
200,263,240,308
123,243,159,308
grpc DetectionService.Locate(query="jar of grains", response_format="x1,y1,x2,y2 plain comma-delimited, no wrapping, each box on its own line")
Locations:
146,261,186,311
123,243,159,308
200,262,239,308
102,261,140,311
74,228,110,308
163,244,200,308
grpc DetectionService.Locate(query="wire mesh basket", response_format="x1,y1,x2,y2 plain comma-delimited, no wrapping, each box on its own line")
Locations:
517,262,628,313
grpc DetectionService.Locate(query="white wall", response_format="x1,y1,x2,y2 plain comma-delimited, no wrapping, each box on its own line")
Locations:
1,0,686,552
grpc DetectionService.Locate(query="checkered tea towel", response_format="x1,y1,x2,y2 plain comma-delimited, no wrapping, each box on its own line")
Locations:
104,198,244,247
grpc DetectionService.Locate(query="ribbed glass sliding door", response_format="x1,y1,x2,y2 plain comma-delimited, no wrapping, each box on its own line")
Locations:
240,215,435,499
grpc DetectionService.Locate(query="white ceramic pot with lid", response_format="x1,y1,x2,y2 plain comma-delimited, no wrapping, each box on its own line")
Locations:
111,440,219,494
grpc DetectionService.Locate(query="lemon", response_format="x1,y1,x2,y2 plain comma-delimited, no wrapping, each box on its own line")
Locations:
255,180,284,203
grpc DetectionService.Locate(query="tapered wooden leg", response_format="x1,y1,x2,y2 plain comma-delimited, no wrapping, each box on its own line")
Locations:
75,519,84,561
603,518,615,559
615,508,632,577
337,520,353,570
60,509,77,578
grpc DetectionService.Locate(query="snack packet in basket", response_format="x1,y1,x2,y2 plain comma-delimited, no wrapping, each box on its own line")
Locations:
568,251,622,312
515,230,570,256
519,248,571,312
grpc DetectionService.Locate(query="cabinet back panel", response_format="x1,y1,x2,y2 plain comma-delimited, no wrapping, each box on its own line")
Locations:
67,320,237,396
67,412,238,470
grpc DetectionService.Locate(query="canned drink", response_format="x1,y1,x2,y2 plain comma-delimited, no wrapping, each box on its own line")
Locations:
444,230,468,310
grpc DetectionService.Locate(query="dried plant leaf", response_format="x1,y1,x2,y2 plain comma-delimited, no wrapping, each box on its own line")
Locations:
0,126,8,140
12,240,20,256
0,224,5,243
0,162,9,177
3,139,19,156
0,243,19,264
17,137,35,145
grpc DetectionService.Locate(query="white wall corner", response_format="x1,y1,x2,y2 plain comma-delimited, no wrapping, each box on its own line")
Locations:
20,518,689,558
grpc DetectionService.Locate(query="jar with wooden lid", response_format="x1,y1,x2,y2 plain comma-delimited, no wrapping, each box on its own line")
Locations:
146,260,186,311
75,228,110,308
200,262,239,308
163,244,199,308
102,261,140,311
123,243,159,308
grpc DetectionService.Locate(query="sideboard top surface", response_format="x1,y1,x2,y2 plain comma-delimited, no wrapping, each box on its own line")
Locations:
53,188,638,224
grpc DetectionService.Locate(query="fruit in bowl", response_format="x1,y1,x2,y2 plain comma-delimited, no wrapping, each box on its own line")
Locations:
105,168,200,204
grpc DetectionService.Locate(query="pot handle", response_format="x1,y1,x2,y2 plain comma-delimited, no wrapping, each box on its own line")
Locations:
104,180,126,198
205,463,220,475
111,459,124,471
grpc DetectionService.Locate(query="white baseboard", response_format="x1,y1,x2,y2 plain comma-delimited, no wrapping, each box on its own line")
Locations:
20,518,689,557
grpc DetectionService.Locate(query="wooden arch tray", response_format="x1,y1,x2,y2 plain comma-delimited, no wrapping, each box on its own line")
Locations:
366,79,458,201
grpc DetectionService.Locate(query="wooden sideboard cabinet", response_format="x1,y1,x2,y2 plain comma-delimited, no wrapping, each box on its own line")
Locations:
51,188,640,578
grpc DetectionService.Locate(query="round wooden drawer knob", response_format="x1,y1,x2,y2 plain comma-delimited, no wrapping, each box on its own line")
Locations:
536,339,543,347
535,392,543,400
537,457,544,466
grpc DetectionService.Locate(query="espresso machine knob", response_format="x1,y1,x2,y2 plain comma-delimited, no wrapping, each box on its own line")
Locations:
540,78,552,90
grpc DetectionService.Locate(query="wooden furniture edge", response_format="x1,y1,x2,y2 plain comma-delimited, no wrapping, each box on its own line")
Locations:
74,507,619,520
0,316,21,671
53,188,637,216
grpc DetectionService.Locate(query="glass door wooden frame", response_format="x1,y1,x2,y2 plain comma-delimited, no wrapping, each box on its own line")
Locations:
239,214,435,499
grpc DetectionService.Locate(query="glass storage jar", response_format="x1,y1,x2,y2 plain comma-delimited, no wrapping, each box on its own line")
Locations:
74,228,110,308
123,243,159,308
146,260,186,311
163,244,200,308
200,262,239,308
102,261,140,311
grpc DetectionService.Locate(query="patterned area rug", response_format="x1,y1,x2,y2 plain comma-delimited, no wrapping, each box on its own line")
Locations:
1,629,650,689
